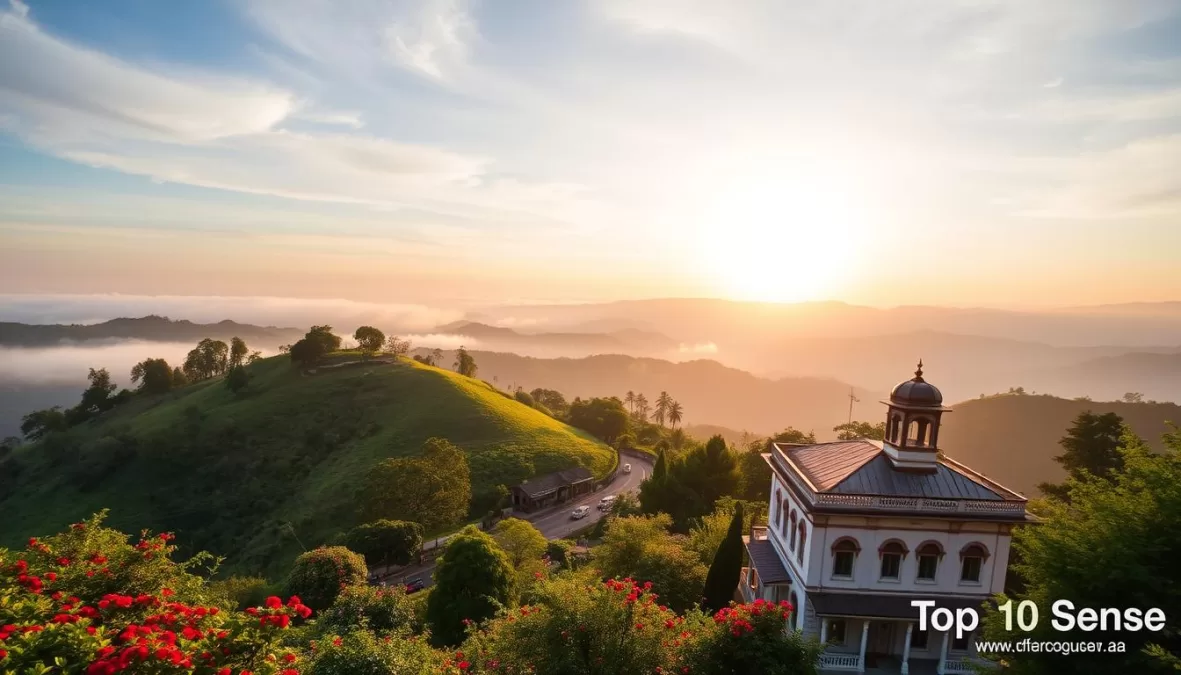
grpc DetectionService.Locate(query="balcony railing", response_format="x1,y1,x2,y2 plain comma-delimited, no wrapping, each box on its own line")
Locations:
812,493,1026,516
945,657,996,673
817,652,861,670
750,525,768,540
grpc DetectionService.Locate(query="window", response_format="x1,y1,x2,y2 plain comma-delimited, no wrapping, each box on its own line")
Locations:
916,542,942,581
774,489,782,529
879,540,907,580
960,543,988,584
827,619,846,644
910,626,929,649
797,525,806,565
831,538,859,578
789,511,798,551
781,500,790,538
952,632,971,651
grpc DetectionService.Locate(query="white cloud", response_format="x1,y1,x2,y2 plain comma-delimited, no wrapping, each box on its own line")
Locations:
0,8,293,143
8,0,27,18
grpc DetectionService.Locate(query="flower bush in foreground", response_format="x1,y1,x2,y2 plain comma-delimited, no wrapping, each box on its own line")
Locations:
0,512,312,674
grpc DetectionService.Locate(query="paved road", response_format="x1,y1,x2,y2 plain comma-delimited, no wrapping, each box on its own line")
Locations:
387,452,654,589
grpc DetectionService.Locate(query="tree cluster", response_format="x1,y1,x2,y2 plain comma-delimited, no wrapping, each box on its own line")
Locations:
289,325,343,368
625,390,684,428
566,396,630,443
640,435,740,529
356,437,473,532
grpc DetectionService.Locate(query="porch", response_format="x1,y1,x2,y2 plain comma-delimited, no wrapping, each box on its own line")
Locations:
815,617,991,675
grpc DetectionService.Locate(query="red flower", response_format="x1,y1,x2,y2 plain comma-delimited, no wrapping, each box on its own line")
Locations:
287,595,302,606
161,588,175,598
216,669,231,675
57,557,71,566
284,653,297,663
265,596,283,609
459,661,471,670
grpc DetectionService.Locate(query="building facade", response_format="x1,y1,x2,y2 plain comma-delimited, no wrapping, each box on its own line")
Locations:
740,363,1030,675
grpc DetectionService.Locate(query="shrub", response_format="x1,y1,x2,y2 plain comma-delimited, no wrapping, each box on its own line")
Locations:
304,629,445,675
210,575,273,609
682,599,822,675
285,546,369,611
345,520,423,569
318,585,417,636
426,527,515,646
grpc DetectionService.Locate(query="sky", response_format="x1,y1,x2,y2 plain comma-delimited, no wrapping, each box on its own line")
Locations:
2,0,1181,309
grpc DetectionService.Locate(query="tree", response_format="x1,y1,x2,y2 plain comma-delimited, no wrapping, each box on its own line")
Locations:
344,520,424,569
316,584,419,638
1037,411,1128,500
702,503,744,612
566,396,630,443
454,345,477,377
832,420,885,441
289,337,327,368
183,338,230,381
78,367,118,414
384,335,412,356
307,325,343,352
170,366,188,387
225,364,251,393
493,517,548,587
513,388,535,407
426,525,516,646
1122,391,1145,403
357,437,472,531
131,358,175,394
668,400,684,428
285,546,369,611
530,388,568,416
19,406,67,440
653,447,668,480
981,429,1181,674
594,514,709,612
678,435,741,512
654,391,673,427
354,326,386,359
634,393,650,422
625,390,636,415
229,336,249,369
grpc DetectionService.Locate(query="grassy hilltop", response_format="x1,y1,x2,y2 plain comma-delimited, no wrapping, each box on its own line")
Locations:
0,354,613,578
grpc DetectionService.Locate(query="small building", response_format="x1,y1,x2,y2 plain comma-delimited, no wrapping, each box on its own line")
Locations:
743,362,1033,675
511,466,594,512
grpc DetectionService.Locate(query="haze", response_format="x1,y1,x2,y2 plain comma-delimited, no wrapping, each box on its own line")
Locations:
2,0,1181,307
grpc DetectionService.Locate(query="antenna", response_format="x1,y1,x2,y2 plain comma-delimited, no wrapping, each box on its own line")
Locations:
847,387,860,424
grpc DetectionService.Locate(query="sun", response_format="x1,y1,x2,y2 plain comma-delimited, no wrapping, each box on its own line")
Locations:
695,172,864,303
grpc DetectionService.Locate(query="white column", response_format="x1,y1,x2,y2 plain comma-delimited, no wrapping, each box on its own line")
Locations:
819,618,828,645
901,623,913,675
858,621,870,673
937,630,950,675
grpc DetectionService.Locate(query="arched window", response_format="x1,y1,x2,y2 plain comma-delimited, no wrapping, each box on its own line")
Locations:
789,511,798,551
780,499,790,537
959,543,989,583
916,541,943,581
774,489,782,529
878,540,908,580
789,591,800,630
797,523,807,565
830,537,860,578
907,420,921,443
890,414,902,443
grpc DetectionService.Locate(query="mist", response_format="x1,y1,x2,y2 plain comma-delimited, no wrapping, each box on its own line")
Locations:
0,341,214,388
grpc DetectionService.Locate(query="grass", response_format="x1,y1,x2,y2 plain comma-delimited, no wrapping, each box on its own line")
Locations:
0,355,613,579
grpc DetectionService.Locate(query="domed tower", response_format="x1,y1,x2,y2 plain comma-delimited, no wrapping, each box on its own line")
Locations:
881,360,951,473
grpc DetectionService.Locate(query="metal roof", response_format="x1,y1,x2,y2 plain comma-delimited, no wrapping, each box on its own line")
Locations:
784,441,881,490
513,467,593,500
810,592,988,620
830,454,1004,500
743,537,792,584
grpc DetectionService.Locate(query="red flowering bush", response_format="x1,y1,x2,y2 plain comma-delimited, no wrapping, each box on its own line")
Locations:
681,599,822,675
302,630,446,675
0,513,312,674
283,548,368,612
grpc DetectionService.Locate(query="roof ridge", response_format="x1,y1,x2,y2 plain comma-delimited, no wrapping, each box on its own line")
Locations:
938,455,1027,501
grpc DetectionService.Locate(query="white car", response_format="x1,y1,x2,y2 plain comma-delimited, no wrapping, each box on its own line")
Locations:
570,505,590,520
598,495,617,511
622,463,632,474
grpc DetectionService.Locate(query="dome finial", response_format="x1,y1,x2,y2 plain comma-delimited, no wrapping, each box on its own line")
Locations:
915,359,924,380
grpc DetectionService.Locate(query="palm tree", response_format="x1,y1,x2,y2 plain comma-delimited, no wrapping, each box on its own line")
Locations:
654,391,672,427
668,400,683,428
625,391,636,415
634,393,650,422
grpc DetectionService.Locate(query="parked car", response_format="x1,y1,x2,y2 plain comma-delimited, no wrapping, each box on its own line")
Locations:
598,495,617,511
623,463,632,474
570,505,590,520
405,578,426,594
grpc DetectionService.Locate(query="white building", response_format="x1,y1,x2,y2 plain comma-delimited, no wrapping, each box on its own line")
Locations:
740,363,1030,675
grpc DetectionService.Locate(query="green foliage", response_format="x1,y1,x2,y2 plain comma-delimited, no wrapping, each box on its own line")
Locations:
513,389,535,407
19,406,66,440
737,427,817,501
305,629,444,675
702,503,744,613
229,336,250,369
594,514,708,612
209,575,273,609
225,363,251,393
454,346,478,377
354,326,386,358
567,396,630,443
384,335,412,356
130,357,175,394
545,540,572,569
530,388,568,417
681,600,822,675
183,338,230,382
1037,411,1128,500
426,526,515,646
317,585,417,637
358,437,472,532
493,518,548,589
981,428,1181,674
285,546,369,611
345,520,424,569
832,420,885,441
642,435,739,530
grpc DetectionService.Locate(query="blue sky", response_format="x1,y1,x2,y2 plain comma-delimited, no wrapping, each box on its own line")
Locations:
2,0,1180,307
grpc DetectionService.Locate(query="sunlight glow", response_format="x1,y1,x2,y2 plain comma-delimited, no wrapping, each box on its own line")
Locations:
696,171,865,303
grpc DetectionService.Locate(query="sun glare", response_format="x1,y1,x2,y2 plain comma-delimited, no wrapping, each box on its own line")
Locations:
696,172,864,303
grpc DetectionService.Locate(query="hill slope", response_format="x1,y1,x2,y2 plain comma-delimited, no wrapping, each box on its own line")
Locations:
0,315,303,348
0,355,612,578
939,395,1181,497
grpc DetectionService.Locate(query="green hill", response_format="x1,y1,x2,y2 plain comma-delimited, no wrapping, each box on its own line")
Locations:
939,394,1181,497
0,355,613,578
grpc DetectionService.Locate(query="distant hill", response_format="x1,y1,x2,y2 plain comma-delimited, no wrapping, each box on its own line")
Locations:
682,423,759,447
939,395,1181,497
0,315,303,348
420,350,880,437
434,320,677,357
0,355,613,578
1035,352,1181,403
